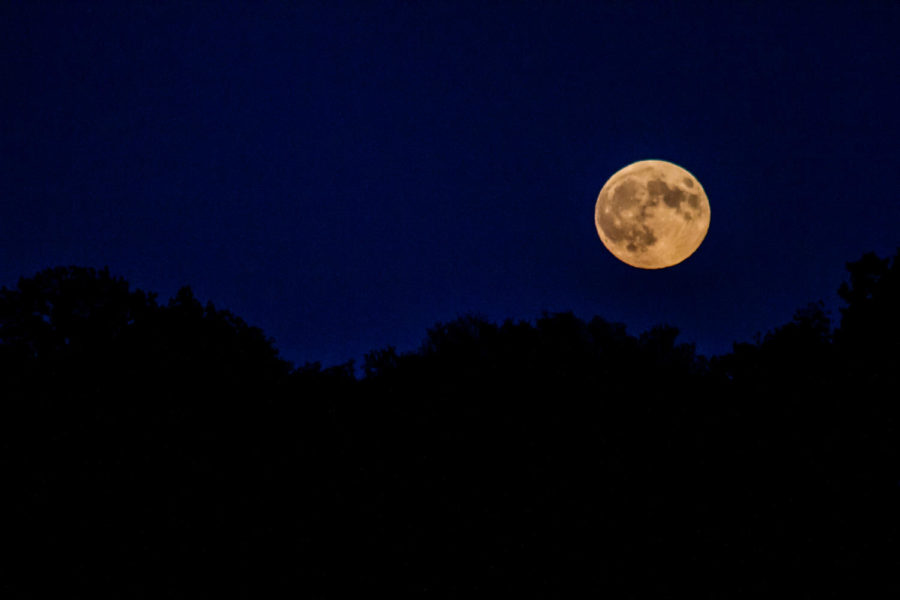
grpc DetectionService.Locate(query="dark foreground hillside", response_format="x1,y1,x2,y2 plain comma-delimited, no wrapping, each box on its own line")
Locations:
2,250,899,597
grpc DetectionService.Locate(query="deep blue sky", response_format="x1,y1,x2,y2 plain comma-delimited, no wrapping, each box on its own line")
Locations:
2,1,898,368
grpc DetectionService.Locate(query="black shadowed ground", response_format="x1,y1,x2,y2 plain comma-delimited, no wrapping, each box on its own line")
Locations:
2,248,899,597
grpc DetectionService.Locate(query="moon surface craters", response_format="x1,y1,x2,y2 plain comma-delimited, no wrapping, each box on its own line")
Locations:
596,179,658,253
646,178,703,222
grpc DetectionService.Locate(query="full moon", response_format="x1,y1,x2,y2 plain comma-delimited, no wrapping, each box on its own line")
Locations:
595,160,710,269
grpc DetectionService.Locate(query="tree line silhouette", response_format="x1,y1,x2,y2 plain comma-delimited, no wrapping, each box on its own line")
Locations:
2,249,899,597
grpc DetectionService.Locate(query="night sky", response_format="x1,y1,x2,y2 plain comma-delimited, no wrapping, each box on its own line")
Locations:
3,1,898,369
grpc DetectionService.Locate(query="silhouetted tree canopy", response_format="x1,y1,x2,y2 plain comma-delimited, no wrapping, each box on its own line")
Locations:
836,249,900,388
3,249,899,597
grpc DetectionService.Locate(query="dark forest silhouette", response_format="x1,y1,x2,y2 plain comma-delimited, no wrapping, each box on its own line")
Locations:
2,249,899,597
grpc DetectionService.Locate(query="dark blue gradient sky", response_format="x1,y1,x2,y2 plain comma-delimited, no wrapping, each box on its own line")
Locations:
2,1,898,368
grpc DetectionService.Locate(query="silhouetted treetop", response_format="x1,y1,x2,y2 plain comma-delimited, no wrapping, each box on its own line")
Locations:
0,266,291,397
148,284,292,382
836,248,900,377
0,265,156,363
711,300,835,387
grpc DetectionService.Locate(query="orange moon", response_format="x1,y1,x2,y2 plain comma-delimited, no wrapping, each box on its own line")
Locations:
594,160,710,269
